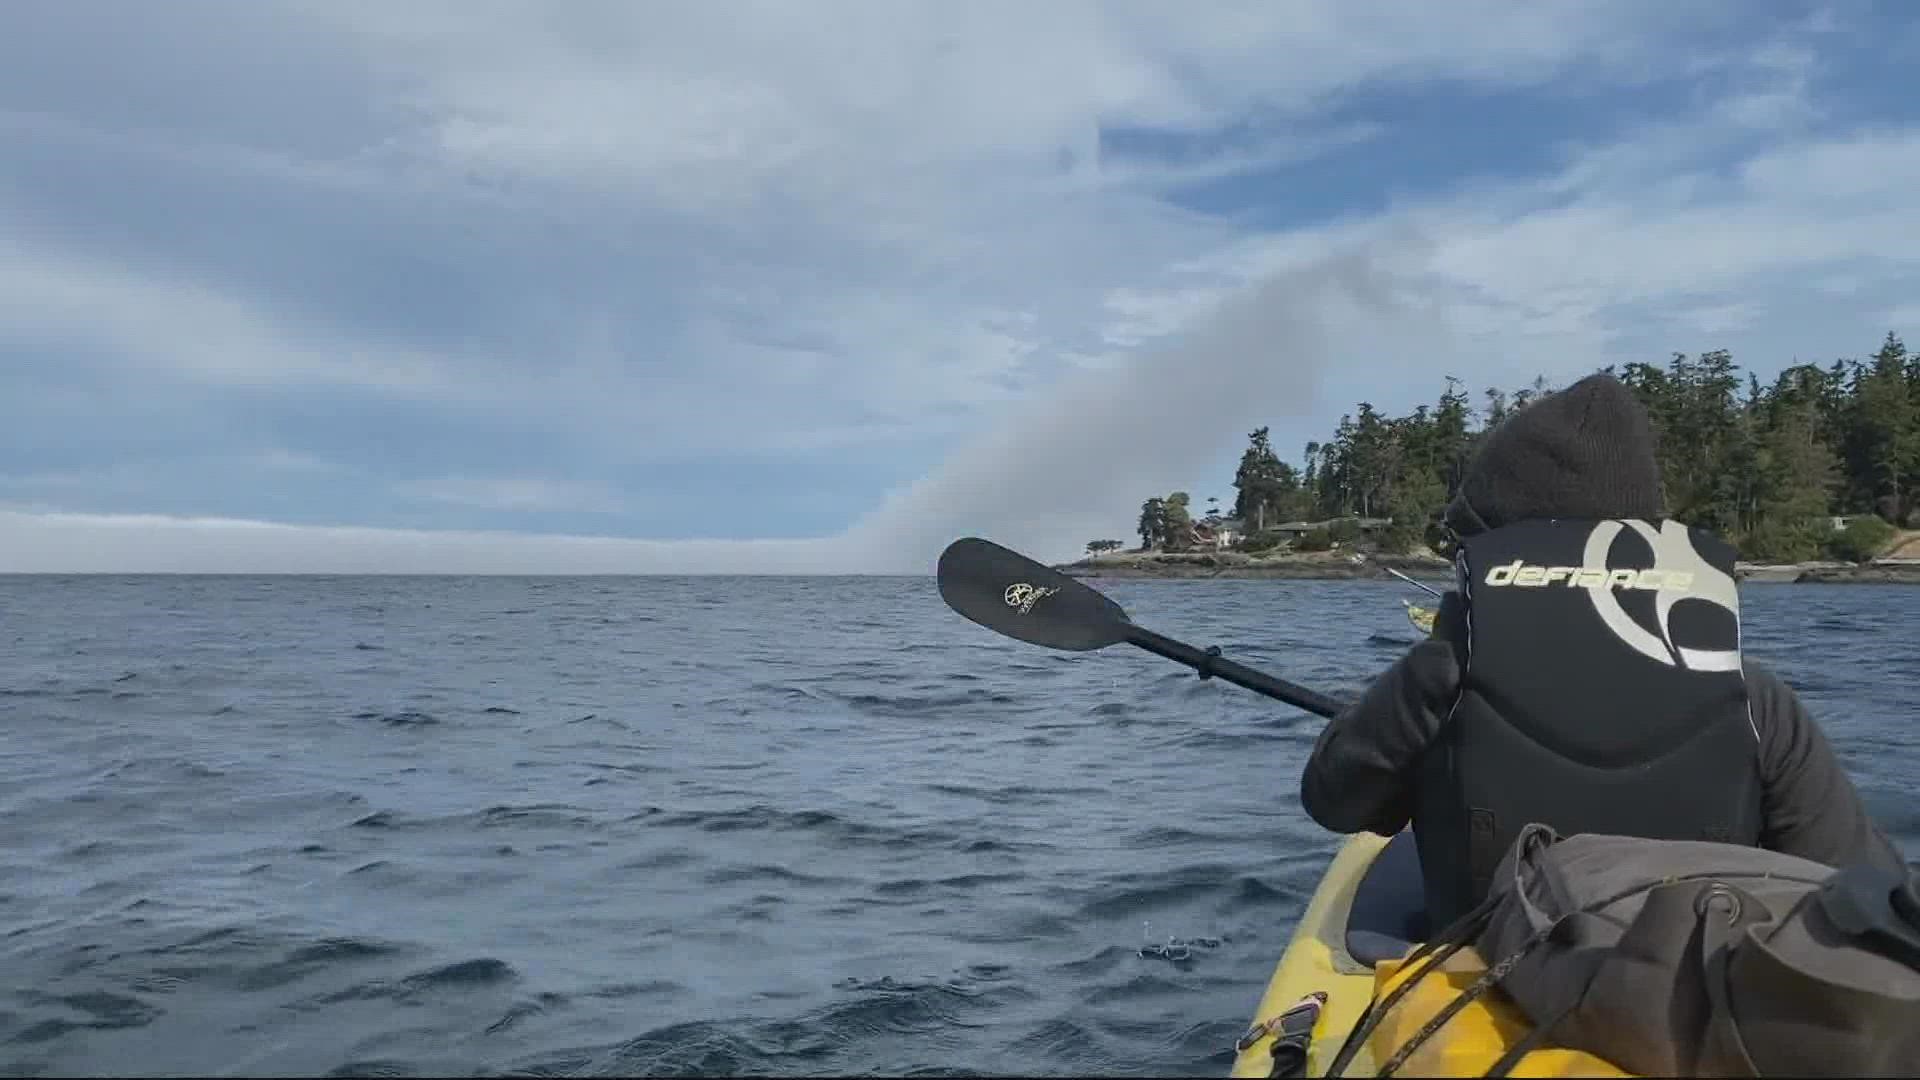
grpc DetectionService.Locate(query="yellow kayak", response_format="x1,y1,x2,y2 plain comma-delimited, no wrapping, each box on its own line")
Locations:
1403,601,1435,636
1228,832,1634,1077
1230,832,1393,1077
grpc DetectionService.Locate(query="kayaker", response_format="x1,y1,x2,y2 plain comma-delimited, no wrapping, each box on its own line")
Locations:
1299,372,1904,926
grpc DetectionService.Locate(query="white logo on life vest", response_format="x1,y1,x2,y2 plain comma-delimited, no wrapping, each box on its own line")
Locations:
1483,562,1694,591
1481,520,1740,671
1588,520,1740,671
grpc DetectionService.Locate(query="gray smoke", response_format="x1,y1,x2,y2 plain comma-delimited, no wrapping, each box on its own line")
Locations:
840,235,1445,571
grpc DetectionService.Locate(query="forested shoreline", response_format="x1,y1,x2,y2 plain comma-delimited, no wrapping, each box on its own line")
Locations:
1101,333,1918,565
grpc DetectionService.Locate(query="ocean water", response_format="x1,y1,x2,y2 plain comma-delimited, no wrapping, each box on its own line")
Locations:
2,575,1915,1078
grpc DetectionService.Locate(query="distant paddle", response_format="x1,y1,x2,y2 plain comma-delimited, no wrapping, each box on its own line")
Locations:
935,537,1346,719
1350,552,1444,599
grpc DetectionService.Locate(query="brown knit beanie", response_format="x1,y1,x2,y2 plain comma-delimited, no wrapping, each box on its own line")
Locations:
1444,373,1665,534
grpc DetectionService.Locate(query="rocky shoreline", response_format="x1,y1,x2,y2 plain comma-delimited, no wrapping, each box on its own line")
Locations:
1054,551,1449,581
1785,562,1920,584
1054,551,1920,584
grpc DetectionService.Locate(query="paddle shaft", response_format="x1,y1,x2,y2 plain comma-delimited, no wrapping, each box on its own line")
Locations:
1123,625,1345,719
1380,564,1443,599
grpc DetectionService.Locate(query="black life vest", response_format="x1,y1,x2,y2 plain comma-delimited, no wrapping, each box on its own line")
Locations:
1411,517,1765,927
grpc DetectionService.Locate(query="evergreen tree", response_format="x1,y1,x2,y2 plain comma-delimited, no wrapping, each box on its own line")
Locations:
1301,441,1322,514
1124,331,1919,558
1162,492,1194,551
1137,497,1165,550
1483,387,1509,429
1433,377,1473,496
1843,333,1915,523
1231,427,1301,530
1742,367,1839,561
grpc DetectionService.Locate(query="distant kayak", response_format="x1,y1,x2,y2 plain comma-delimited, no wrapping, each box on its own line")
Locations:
1403,601,1434,636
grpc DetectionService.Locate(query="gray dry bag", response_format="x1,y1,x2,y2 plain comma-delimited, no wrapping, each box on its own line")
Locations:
1473,824,1920,1077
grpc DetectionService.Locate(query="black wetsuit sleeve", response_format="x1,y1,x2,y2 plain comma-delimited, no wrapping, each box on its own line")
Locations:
1300,636,1461,836
1746,661,1907,872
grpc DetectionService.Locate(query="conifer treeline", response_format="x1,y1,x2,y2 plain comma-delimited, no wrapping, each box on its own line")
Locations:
1118,333,1917,562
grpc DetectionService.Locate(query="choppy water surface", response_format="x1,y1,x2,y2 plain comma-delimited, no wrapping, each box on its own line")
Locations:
2,575,1914,1077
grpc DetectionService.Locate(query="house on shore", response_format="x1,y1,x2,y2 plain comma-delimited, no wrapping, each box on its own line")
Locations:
1182,515,1394,550
1267,517,1394,539
1189,515,1243,549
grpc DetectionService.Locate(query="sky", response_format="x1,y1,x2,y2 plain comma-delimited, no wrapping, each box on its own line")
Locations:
3,1,1919,573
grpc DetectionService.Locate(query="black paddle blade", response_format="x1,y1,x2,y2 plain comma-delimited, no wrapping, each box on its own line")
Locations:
936,537,1132,651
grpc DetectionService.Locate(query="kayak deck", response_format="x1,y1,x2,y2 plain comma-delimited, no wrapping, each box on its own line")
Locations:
1230,831,1428,1077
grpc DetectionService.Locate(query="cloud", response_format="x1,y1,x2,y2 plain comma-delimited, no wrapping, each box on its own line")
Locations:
397,475,624,514
0,224,452,396
1882,304,1920,333
317,1,1729,208
0,506,840,575
2,3,1919,571
839,233,1451,566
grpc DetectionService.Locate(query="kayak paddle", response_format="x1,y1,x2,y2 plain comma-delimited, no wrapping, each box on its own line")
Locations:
1382,565,1442,599
1348,552,1445,599
935,537,1347,719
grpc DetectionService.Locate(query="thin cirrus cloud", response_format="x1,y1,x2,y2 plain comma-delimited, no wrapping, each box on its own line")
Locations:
1,2,1916,573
